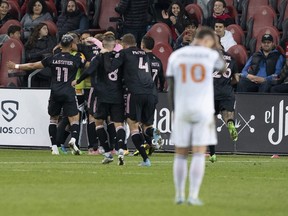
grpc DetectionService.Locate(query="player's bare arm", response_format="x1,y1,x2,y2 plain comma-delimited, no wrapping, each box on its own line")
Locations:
7,61,44,71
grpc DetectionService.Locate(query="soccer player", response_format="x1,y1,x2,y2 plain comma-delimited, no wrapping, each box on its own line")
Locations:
103,33,161,166
72,35,126,165
166,27,225,205
7,34,88,155
209,40,239,163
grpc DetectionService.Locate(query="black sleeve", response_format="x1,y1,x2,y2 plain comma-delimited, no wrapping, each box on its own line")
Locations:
41,56,53,68
77,56,99,84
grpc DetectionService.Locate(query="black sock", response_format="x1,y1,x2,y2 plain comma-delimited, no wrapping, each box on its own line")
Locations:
56,118,69,146
70,123,80,147
49,123,58,146
145,127,154,137
132,133,148,161
107,123,117,150
116,126,126,149
209,145,215,156
96,126,110,152
144,133,152,146
87,121,97,149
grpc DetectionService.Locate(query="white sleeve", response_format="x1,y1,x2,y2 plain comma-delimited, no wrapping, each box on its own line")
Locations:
166,54,175,77
214,52,226,71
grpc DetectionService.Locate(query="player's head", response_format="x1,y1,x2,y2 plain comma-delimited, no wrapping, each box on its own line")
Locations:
67,32,80,44
7,25,21,40
102,35,116,51
60,34,74,49
141,36,154,51
121,33,136,49
193,27,217,48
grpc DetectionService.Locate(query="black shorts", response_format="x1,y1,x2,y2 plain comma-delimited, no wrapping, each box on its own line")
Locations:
126,93,156,125
95,102,125,122
48,95,79,117
214,98,235,115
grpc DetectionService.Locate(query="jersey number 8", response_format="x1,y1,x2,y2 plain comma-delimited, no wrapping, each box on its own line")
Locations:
180,64,206,83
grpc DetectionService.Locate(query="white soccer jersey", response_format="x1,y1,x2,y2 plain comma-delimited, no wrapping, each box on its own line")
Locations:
166,45,225,122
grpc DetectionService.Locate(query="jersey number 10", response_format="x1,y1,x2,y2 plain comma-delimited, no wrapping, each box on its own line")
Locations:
180,64,206,83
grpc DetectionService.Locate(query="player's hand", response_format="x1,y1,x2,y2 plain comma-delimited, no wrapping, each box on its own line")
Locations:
7,61,16,71
100,48,109,54
71,80,77,87
253,76,266,83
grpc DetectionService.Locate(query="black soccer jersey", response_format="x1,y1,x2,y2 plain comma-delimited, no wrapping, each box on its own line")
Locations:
77,43,100,61
147,52,165,91
105,47,155,95
42,52,86,101
77,52,124,104
213,51,238,100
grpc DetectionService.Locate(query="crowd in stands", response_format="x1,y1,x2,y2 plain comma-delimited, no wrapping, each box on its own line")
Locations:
0,0,287,93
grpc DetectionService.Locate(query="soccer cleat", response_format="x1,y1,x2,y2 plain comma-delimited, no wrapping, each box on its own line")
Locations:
133,150,140,156
118,155,125,165
228,121,238,141
98,146,105,155
102,153,113,164
58,145,68,155
187,198,204,206
68,138,81,155
209,154,217,163
148,146,155,156
175,197,185,205
88,148,99,155
51,145,59,155
152,128,164,149
138,158,151,167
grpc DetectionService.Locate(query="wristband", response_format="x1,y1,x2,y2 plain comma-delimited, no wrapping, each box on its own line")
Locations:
15,64,20,69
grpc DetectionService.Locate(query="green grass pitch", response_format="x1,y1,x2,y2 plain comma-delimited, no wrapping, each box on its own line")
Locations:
0,149,287,216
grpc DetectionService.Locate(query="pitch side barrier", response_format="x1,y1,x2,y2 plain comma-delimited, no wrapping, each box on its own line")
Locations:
0,88,287,154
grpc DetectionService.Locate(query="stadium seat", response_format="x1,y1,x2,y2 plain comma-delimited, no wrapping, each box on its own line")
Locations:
246,5,277,47
41,20,58,37
76,0,88,16
227,44,248,71
249,26,280,53
7,0,21,21
98,0,120,30
0,19,21,35
146,23,172,45
45,0,58,19
277,0,288,29
226,5,239,25
185,3,204,25
0,38,25,87
240,0,270,29
152,42,173,75
226,24,245,45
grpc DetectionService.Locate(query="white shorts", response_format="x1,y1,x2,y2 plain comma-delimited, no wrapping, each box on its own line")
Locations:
171,113,217,148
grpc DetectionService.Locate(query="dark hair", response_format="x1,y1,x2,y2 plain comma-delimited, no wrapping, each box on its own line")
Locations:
121,33,136,46
27,0,48,15
7,25,21,36
0,1,9,7
141,35,155,50
60,34,74,47
214,19,227,27
184,19,199,29
194,26,216,40
168,1,185,17
25,23,48,49
214,0,227,8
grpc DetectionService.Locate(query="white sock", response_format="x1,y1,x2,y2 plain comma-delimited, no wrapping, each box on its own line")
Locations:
188,153,205,200
173,154,188,200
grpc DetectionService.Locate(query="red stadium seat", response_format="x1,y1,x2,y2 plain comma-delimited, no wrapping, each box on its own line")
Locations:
240,0,270,29
227,45,248,71
226,24,245,45
185,4,204,25
98,0,120,29
226,5,238,24
45,0,58,18
246,5,277,47
146,23,172,45
41,20,58,36
152,42,173,75
0,19,21,34
7,0,21,20
76,0,88,16
0,38,25,87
